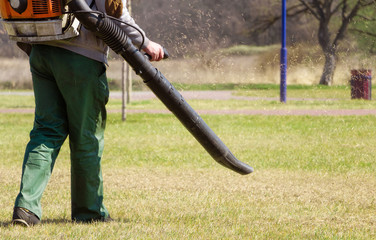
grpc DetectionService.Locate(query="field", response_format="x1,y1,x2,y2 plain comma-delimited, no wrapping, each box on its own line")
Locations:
0,86,375,239
2,43,375,90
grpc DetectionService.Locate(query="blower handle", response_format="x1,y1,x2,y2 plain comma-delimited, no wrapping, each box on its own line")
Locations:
145,47,169,60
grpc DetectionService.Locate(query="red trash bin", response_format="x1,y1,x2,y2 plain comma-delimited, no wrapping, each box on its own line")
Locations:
350,69,372,100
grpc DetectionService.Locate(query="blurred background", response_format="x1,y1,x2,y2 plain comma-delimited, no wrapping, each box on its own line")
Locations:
1,0,375,89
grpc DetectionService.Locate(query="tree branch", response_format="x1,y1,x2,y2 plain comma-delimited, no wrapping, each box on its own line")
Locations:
322,0,333,19
288,5,309,17
333,0,362,45
342,0,348,23
360,0,376,7
332,1,344,14
299,0,321,20
349,27,376,37
251,3,308,34
355,14,376,21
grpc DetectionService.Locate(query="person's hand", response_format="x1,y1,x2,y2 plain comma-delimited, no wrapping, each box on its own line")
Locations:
143,41,164,61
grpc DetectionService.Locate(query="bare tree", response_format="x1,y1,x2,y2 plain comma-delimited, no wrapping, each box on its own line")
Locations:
254,0,376,85
301,0,376,85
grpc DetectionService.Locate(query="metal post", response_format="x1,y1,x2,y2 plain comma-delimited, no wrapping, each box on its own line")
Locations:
121,0,132,121
121,61,127,121
126,0,132,104
126,61,132,103
280,0,287,103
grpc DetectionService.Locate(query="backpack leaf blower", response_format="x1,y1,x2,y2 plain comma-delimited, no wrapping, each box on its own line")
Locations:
0,0,254,175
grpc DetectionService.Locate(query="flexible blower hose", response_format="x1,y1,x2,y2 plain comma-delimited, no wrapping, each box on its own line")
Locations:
69,0,254,175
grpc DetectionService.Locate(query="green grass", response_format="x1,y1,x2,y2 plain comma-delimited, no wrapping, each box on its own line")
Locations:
104,113,376,173
0,94,35,108
0,89,376,239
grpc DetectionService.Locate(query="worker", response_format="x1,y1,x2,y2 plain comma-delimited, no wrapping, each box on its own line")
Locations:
11,0,164,226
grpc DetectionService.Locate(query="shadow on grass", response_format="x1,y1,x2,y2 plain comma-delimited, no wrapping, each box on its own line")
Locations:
1,218,124,228
0,221,12,227
43,218,72,224
0,219,74,228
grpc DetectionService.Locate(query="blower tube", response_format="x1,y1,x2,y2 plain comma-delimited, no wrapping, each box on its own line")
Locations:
69,0,253,175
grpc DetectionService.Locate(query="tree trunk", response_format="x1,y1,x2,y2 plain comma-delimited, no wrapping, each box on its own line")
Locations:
319,52,336,85
317,17,336,86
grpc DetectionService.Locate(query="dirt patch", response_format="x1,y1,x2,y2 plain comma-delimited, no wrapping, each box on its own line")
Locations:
1,90,375,116
2,108,376,116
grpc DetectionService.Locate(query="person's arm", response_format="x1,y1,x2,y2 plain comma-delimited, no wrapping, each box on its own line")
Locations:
143,41,164,61
114,0,164,61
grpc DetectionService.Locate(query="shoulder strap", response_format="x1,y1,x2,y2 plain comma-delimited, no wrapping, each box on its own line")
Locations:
89,0,95,9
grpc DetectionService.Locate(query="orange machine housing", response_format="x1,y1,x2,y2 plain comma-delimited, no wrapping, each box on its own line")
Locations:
0,0,63,19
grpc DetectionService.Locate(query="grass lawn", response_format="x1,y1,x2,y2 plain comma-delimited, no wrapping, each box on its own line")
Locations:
105,84,376,112
0,87,375,239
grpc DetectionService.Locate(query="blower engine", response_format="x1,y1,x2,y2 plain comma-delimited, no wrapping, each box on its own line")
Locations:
0,0,79,41
0,0,254,175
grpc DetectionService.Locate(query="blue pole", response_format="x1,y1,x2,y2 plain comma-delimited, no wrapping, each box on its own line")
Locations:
280,0,287,103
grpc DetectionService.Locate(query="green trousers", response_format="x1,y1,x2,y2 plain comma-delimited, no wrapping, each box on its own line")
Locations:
14,45,110,221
